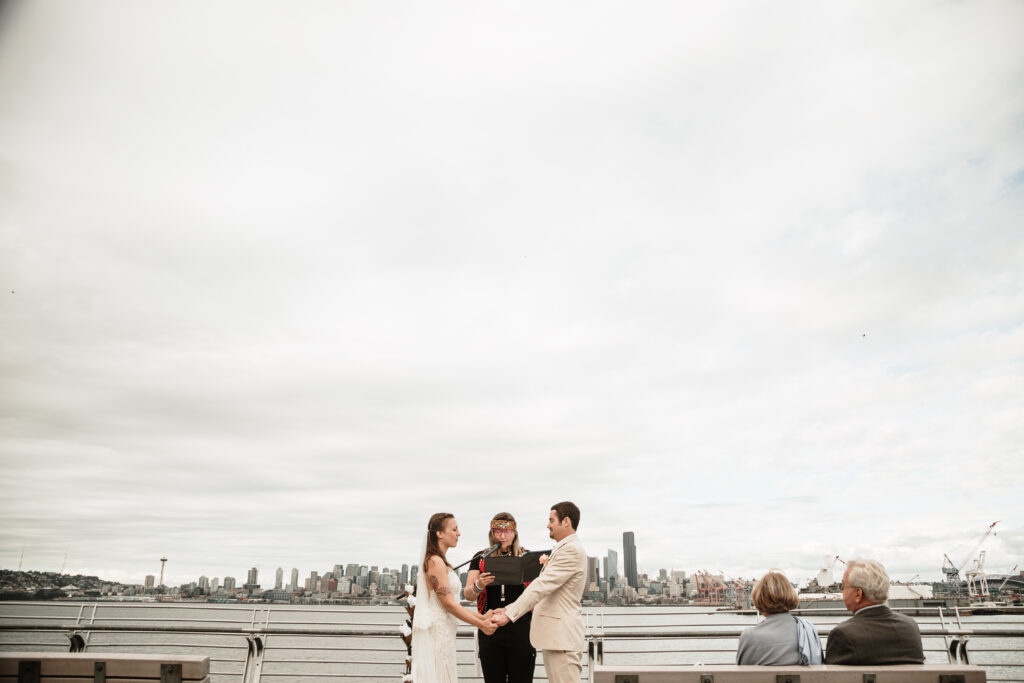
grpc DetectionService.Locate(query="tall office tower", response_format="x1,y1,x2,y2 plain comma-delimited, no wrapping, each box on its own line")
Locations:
587,557,600,590
198,576,210,591
244,567,260,594
223,576,236,591
290,568,299,591
309,571,319,591
659,568,668,581
275,567,283,590
606,549,619,581
211,577,220,592
400,564,409,586
410,565,418,586
346,564,360,577
333,564,343,578
623,532,638,588
144,575,155,589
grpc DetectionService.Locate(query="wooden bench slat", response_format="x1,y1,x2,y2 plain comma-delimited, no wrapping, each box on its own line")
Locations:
0,677,210,683
0,653,208,680
592,664,987,682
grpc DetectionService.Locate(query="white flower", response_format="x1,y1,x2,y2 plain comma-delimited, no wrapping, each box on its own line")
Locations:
399,623,412,637
406,594,416,607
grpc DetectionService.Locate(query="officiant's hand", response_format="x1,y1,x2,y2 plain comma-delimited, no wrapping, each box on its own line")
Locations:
476,571,495,590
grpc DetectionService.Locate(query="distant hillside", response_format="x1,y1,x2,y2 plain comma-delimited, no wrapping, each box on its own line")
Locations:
0,569,118,600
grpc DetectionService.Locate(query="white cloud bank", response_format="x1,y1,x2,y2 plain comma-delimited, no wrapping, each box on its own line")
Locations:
1,0,1022,586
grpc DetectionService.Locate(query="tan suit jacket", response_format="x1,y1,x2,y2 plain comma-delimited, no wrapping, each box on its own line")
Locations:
504,533,587,652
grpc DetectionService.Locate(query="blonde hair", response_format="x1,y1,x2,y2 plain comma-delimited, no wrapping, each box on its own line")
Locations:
487,512,523,556
751,570,799,615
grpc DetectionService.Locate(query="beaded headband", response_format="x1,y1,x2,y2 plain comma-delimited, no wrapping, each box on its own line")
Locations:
490,519,516,531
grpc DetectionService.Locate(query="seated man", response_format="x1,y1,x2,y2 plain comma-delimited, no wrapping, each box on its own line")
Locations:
825,558,925,665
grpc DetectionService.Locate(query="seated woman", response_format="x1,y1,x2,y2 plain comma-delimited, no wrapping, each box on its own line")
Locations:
737,570,822,665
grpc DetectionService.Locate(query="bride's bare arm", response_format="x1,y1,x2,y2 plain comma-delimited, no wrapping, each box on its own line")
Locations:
426,556,497,635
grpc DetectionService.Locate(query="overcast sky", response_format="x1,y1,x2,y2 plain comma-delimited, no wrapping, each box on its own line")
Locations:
1,1,1022,589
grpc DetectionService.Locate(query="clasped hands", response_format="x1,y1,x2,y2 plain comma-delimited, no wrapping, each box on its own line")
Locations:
480,607,511,631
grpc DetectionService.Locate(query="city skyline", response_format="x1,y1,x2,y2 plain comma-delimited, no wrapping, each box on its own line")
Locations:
10,519,1013,591
1,2,1021,588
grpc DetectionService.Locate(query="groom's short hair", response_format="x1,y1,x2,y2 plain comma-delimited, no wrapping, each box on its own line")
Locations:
551,501,580,531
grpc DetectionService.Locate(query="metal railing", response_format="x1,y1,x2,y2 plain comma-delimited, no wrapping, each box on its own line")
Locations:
2,602,1022,682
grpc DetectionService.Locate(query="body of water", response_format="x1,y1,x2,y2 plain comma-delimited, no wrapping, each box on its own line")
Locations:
1,602,1022,681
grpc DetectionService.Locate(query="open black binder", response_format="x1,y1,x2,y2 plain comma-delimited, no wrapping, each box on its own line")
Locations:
482,550,551,585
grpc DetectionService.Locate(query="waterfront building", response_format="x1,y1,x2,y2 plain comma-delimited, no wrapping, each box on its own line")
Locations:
275,567,283,590
587,557,600,592
211,577,220,593
265,590,293,603
400,564,409,586
290,568,298,591
409,565,418,586
144,575,155,589
198,576,209,591
223,577,236,591
308,571,318,592
623,532,638,588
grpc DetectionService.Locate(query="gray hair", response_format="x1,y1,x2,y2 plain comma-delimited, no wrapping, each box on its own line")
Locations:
846,558,890,603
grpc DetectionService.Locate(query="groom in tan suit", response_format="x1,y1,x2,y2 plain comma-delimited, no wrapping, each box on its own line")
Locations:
491,501,588,683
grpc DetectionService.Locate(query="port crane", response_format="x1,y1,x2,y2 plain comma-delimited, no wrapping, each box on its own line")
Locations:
965,550,989,599
942,521,998,595
995,565,1019,595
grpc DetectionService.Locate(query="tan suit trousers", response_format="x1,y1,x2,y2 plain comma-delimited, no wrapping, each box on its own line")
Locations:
542,648,582,683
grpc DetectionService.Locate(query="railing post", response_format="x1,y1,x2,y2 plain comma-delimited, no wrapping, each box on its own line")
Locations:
68,631,87,652
242,635,265,683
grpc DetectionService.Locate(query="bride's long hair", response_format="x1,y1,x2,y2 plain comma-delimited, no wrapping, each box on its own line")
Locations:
423,512,454,575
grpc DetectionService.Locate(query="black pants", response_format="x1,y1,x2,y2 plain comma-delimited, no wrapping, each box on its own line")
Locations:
478,615,536,683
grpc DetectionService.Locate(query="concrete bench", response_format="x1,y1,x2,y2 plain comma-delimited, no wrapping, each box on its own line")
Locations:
592,664,986,683
0,653,209,683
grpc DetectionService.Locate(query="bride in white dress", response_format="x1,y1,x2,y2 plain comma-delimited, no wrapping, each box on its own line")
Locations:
412,513,497,682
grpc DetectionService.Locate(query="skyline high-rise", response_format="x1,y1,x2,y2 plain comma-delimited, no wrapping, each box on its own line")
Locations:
623,531,638,588
275,567,283,590
606,549,619,581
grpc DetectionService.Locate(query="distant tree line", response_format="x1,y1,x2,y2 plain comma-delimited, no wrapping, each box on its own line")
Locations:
0,588,68,600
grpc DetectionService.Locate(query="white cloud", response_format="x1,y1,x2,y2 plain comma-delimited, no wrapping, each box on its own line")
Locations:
1,0,1022,586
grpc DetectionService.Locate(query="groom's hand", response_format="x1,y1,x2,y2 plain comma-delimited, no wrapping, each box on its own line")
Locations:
490,608,510,627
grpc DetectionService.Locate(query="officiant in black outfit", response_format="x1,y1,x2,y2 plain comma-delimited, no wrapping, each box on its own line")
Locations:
465,512,536,683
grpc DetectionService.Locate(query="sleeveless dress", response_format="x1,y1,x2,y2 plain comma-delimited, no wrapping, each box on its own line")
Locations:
411,568,462,682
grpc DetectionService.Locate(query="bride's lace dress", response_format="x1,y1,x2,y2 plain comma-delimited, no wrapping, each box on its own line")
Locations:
411,568,461,682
